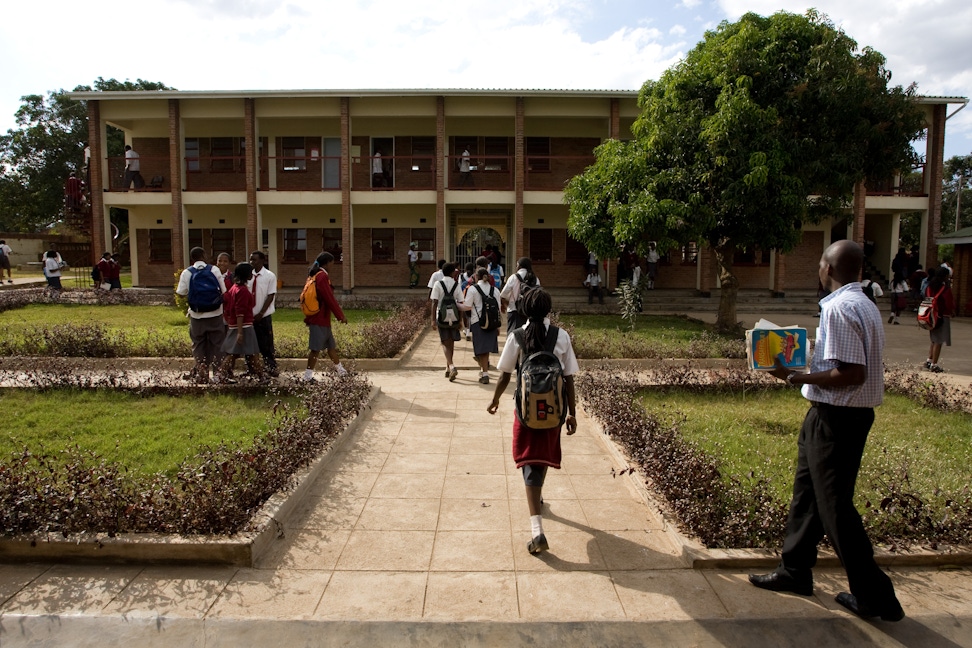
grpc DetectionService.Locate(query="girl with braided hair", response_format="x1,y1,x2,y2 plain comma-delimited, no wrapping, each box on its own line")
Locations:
487,288,578,555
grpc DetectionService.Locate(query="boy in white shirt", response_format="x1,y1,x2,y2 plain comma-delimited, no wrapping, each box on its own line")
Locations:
583,265,604,304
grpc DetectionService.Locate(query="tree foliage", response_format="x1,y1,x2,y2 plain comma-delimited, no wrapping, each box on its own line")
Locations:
0,78,172,233
565,10,925,331
942,154,972,233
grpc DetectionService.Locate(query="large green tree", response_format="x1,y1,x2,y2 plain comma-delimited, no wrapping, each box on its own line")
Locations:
0,77,171,233
565,10,925,332
942,154,972,234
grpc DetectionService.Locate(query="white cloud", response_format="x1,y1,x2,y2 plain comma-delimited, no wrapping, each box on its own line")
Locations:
670,24,687,36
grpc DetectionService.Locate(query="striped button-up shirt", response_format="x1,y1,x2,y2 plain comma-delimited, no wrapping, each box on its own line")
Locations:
802,282,885,408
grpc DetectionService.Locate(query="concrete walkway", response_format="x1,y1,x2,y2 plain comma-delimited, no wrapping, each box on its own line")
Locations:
1,324,971,646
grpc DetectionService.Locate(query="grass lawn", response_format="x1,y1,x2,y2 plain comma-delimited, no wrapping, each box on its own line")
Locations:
0,389,293,476
556,313,744,359
0,305,388,358
638,389,972,505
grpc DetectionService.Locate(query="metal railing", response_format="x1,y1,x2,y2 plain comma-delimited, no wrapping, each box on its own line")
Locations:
866,164,927,197
106,156,170,192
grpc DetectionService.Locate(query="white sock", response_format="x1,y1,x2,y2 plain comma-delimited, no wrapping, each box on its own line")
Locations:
303,368,314,380
336,363,347,375
530,514,543,538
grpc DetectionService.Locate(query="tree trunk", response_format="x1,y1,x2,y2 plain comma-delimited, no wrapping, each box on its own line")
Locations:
713,243,741,334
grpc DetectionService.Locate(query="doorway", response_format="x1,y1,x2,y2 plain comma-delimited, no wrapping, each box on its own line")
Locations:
450,210,510,271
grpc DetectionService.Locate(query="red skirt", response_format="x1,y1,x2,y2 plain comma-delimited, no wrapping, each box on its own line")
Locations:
512,416,562,469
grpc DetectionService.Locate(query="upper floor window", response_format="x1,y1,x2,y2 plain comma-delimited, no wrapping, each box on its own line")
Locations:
211,137,236,172
410,137,435,172
283,228,307,262
484,137,510,171
527,137,550,173
282,137,306,172
212,228,235,260
185,139,200,172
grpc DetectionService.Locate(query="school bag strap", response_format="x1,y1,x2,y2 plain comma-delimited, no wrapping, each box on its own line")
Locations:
513,324,559,363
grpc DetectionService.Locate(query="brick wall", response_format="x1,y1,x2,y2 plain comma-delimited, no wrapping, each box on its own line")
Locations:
135,229,176,287
785,231,824,290
131,138,171,190
185,138,247,191
954,244,970,316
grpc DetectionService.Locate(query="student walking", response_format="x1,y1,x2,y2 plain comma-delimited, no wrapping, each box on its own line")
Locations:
923,266,955,373
0,240,14,283
302,252,348,381
487,288,578,555
175,247,227,383
218,262,263,383
463,267,501,383
500,257,540,333
584,264,604,304
430,262,464,381
43,250,63,298
887,270,909,325
248,251,278,377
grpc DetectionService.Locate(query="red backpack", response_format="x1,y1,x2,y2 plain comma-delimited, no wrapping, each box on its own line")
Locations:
916,285,945,331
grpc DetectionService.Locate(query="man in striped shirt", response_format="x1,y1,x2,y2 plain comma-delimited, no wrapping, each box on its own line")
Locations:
749,240,903,623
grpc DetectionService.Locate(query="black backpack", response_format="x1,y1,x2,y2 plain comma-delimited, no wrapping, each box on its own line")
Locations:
513,325,566,430
436,280,462,329
187,265,224,312
474,284,502,332
514,272,539,312
861,281,877,303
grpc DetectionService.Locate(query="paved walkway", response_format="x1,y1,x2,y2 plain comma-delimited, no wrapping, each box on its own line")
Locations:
1,324,971,646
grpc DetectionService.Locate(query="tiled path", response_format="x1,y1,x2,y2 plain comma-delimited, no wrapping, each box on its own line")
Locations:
1,327,971,646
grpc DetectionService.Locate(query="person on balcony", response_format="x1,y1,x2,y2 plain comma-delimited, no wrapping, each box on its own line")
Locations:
123,145,145,189
458,145,472,186
372,148,386,187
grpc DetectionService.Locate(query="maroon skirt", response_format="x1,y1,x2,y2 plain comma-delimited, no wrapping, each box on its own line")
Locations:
512,416,562,469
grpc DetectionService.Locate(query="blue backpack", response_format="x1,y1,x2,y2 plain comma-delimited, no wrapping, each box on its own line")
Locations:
187,265,223,312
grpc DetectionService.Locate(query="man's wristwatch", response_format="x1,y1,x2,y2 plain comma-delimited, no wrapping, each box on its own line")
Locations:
786,372,798,385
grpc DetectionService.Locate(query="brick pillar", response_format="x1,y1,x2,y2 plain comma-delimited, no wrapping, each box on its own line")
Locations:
245,98,258,256
772,249,786,296
851,180,866,245
340,97,352,290
610,98,620,140
699,244,714,296
925,103,946,270
168,99,184,267
87,100,105,266
436,96,446,262
514,97,525,260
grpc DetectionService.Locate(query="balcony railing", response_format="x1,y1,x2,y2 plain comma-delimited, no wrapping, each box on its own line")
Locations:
524,155,595,191
106,156,170,192
261,155,343,191
353,155,436,190
866,164,927,197
185,156,247,191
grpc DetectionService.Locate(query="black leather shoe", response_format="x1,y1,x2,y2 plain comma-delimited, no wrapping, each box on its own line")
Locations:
835,592,904,622
748,571,813,596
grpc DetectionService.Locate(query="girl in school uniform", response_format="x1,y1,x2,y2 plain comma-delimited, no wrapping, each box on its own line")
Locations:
487,288,579,556
43,250,63,297
217,262,264,383
463,267,501,383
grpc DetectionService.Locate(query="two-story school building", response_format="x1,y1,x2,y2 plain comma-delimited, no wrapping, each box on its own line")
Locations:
69,88,966,298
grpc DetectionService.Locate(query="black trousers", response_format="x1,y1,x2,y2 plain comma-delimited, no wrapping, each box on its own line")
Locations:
252,315,277,371
779,403,897,606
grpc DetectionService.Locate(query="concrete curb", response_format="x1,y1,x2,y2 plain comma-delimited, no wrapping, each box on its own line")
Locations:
0,385,381,567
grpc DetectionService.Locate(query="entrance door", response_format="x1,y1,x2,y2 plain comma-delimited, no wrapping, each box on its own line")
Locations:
450,210,510,271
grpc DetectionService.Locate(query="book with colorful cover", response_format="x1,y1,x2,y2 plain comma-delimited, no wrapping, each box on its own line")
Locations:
746,319,808,371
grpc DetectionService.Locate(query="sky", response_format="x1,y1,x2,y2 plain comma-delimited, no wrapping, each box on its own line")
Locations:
2,0,970,159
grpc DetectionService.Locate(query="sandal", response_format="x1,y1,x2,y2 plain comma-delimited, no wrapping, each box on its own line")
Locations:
527,534,549,555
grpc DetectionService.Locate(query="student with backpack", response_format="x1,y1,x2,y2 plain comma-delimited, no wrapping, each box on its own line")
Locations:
500,257,540,333
922,267,955,373
860,272,883,303
463,267,501,383
0,239,12,283
175,247,227,384
487,288,578,556
430,262,465,381
301,251,348,381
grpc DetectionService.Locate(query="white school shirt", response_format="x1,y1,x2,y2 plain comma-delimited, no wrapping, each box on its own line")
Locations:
125,148,140,172
499,269,540,313
427,269,444,289
464,279,497,325
585,273,601,287
175,261,226,319
496,319,580,377
248,267,277,317
44,257,61,277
